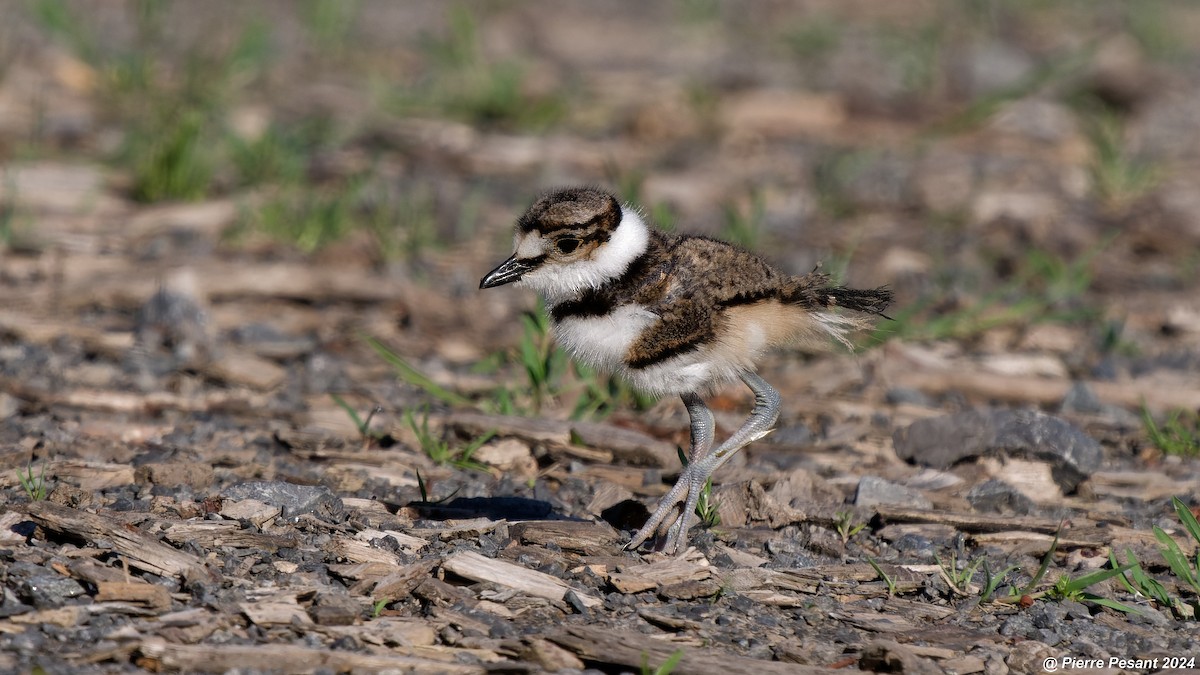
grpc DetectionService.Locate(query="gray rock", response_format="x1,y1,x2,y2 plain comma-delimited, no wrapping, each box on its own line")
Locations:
1030,601,1065,629
892,409,997,468
999,614,1037,638
0,587,32,619
884,387,934,407
890,534,935,561
991,410,1102,491
222,481,345,523
1130,604,1171,628
854,476,933,510
766,423,814,447
1060,382,1104,415
1059,599,1092,620
991,99,1078,144
307,592,361,626
893,409,1102,492
1036,627,1063,647
967,479,1034,515
16,570,86,609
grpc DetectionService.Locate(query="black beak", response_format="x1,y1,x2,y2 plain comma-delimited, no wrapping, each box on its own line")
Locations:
480,255,535,289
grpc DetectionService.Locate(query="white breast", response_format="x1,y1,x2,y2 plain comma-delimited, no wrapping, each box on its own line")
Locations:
553,304,657,372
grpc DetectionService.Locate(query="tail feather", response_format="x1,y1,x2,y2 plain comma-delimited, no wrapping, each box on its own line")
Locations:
823,286,894,318
783,271,893,316
783,271,894,349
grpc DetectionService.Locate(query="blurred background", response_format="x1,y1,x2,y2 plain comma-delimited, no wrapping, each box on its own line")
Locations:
6,4,1200,669
2,0,1200,434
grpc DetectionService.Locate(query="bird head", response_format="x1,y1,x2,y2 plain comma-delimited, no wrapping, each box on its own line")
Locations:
480,187,649,301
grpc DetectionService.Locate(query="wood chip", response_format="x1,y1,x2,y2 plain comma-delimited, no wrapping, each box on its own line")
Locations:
0,376,271,416
133,637,484,674
326,537,403,566
328,562,395,582
219,498,282,526
0,511,27,546
404,517,500,540
354,528,428,555
882,348,1200,412
24,502,206,579
1088,471,1198,501
874,506,1065,534
441,551,602,608
321,617,439,648
202,349,287,391
95,581,172,610
135,462,215,489
472,438,536,474
519,637,586,671
609,548,711,594
549,625,841,675
240,595,313,627
508,520,622,555
52,460,136,490
159,520,297,551
6,606,83,627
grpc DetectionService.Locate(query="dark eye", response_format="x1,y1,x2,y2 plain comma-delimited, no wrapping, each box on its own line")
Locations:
555,238,580,254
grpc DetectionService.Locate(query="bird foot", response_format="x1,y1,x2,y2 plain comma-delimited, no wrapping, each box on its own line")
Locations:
625,467,705,556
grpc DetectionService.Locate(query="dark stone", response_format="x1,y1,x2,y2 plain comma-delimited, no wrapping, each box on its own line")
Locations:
1060,382,1104,414
892,409,997,469
1030,602,1065,629
890,534,935,560
884,387,934,407
0,588,33,618
991,410,1102,491
307,593,360,626
999,614,1036,638
892,409,1102,491
16,571,86,609
221,481,345,523
853,476,932,509
967,479,1034,515
1059,599,1092,620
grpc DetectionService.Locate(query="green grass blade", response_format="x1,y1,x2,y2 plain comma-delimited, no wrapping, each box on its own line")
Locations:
654,649,684,675
1171,496,1200,544
1021,525,1062,594
1060,563,1134,594
329,392,367,433
1109,550,1138,596
364,335,472,407
1155,526,1200,590
1080,593,1141,615
866,557,896,595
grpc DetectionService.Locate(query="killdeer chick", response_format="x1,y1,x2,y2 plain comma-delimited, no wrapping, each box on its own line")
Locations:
480,187,892,554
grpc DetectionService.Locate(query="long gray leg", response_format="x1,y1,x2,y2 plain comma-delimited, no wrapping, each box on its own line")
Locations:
626,392,714,551
626,371,780,555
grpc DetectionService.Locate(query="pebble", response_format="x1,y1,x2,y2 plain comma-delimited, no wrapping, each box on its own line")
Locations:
853,475,933,510
222,481,345,523
966,479,1035,515
892,409,1102,491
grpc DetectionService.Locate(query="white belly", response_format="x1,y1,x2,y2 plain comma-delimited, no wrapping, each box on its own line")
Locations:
553,304,657,372
620,351,746,397
553,303,755,397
